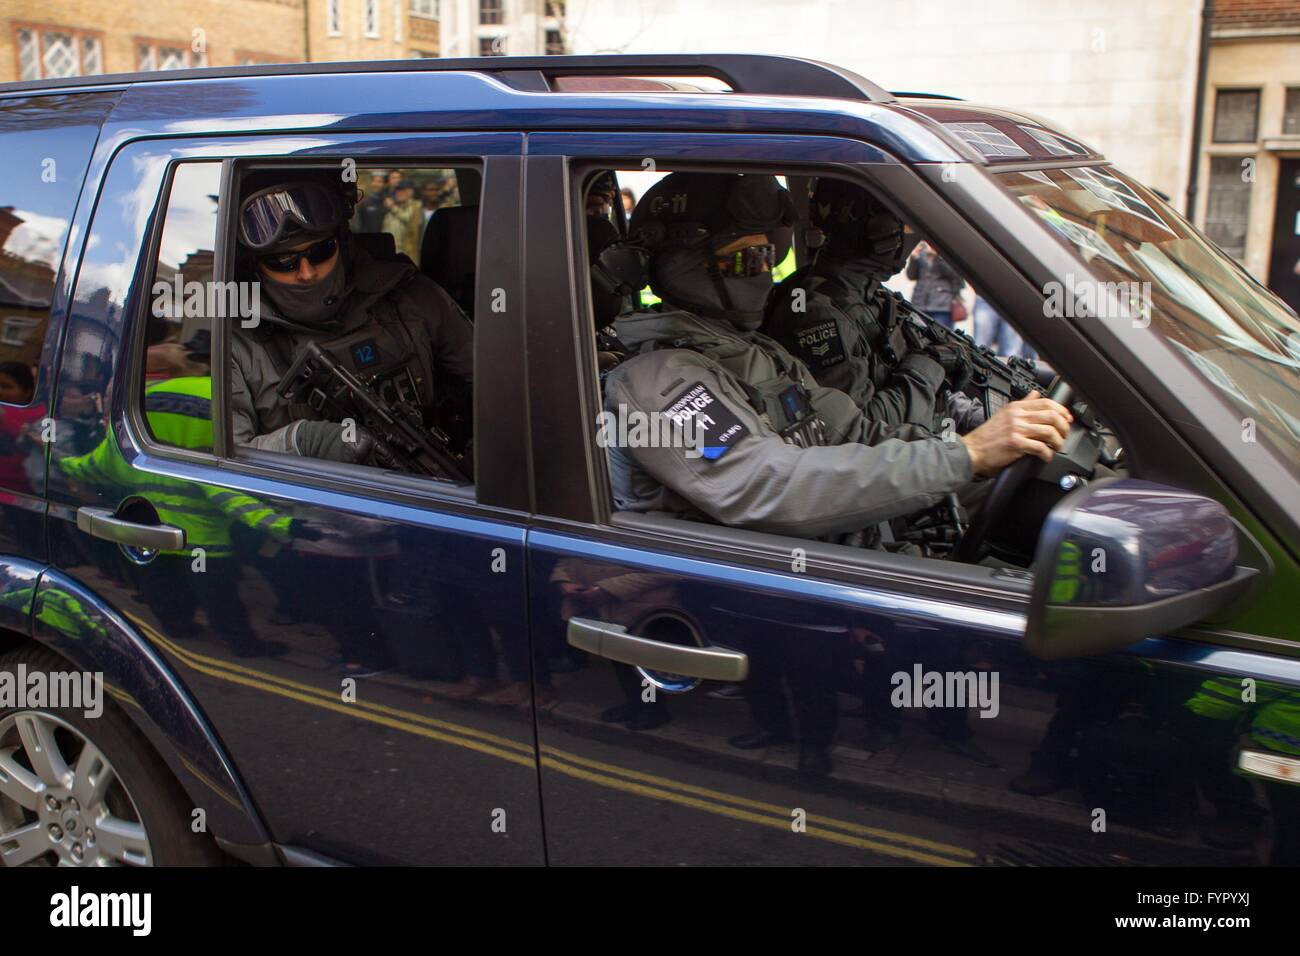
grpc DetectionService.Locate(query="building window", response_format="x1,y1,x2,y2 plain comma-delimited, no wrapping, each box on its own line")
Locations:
1204,156,1252,262
479,36,506,56
394,0,403,41
81,36,102,74
480,0,504,26
545,29,564,55
1285,88,1300,137
138,42,203,72
410,0,439,17
1212,89,1260,144
15,26,103,80
364,0,380,37
328,0,343,36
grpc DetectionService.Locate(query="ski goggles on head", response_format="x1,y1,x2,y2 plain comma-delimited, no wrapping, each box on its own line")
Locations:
256,235,339,273
238,181,348,251
711,237,777,278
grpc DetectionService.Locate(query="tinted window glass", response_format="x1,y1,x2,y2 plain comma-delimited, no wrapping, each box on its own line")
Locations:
144,162,223,453
0,92,114,405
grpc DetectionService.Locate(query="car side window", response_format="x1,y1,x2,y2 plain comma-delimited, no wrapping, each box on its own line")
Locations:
143,162,223,454
138,160,483,486
580,164,1125,571
141,160,480,488
229,163,476,485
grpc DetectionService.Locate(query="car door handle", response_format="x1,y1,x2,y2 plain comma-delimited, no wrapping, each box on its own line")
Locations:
76,507,186,552
567,618,748,682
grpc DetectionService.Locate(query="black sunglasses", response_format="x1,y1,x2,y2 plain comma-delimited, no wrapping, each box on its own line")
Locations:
258,235,339,273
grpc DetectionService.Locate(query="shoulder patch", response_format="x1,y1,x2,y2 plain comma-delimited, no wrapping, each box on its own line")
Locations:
794,318,846,371
663,382,751,461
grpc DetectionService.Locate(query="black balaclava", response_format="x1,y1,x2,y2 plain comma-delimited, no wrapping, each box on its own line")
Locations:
811,177,917,280
259,234,350,331
632,172,794,332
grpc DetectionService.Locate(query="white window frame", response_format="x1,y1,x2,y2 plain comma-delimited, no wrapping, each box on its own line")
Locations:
410,0,439,17
15,25,103,81
394,0,403,41
328,0,343,37
364,0,380,38
136,40,203,73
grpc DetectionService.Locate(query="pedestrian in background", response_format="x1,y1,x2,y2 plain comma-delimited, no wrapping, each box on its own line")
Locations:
355,170,389,233
906,241,966,329
383,179,423,262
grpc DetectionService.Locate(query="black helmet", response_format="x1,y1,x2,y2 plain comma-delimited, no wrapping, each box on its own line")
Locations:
629,172,794,330
810,178,912,279
237,168,358,253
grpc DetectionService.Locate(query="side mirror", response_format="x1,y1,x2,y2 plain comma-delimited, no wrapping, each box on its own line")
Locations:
1024,478,1263,660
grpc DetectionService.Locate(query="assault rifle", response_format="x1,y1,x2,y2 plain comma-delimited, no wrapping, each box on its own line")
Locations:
277,341,471,483
888,291,1044,417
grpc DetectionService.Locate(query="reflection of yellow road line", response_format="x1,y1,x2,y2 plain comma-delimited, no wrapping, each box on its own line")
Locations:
139,622,973,865
139,626,533,769
180,756,247,812
538,755,970,866
141,623,532,755
539,745,977,861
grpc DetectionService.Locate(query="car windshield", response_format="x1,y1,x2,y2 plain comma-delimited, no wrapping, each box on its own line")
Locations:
997,164,1300,464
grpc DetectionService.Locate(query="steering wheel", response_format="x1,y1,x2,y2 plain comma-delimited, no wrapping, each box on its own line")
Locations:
953,379,1073,564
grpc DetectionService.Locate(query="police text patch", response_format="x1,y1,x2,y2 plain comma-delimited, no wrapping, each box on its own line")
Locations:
663,383,750,460
795,319,845,370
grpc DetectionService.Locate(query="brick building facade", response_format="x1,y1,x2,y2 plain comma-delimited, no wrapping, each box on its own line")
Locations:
0,0,443,82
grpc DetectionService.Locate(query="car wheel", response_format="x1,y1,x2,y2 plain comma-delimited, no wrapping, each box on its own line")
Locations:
0,646,223,866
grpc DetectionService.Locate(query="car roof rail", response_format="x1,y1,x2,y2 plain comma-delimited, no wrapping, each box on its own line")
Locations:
0,53,896,103
483,54,895,102
890,91,964,101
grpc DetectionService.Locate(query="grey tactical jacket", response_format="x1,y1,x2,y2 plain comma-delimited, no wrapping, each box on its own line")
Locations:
604,306,974,539
231,241,473,454
764,256,945,426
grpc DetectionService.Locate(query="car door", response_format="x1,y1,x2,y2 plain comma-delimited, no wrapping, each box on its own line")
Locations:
46,131,545,865
521,130,1300,866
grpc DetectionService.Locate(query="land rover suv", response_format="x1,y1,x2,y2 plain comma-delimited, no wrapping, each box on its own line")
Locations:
0,55,1296,867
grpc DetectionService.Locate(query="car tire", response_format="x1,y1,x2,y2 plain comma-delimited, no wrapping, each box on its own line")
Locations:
0,645,225,867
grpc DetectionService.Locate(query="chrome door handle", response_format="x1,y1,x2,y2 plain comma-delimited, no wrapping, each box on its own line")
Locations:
567,618,748,682
76,507,186,551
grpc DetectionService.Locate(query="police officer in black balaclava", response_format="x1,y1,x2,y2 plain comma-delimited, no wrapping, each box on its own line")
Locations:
765,177,984,433
231,169,473,473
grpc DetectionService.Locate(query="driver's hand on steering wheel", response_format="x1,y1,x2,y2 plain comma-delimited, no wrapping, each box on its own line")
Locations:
959,391,1072,478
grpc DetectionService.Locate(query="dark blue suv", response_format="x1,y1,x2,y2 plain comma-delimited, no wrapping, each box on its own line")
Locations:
0,55,1296,867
